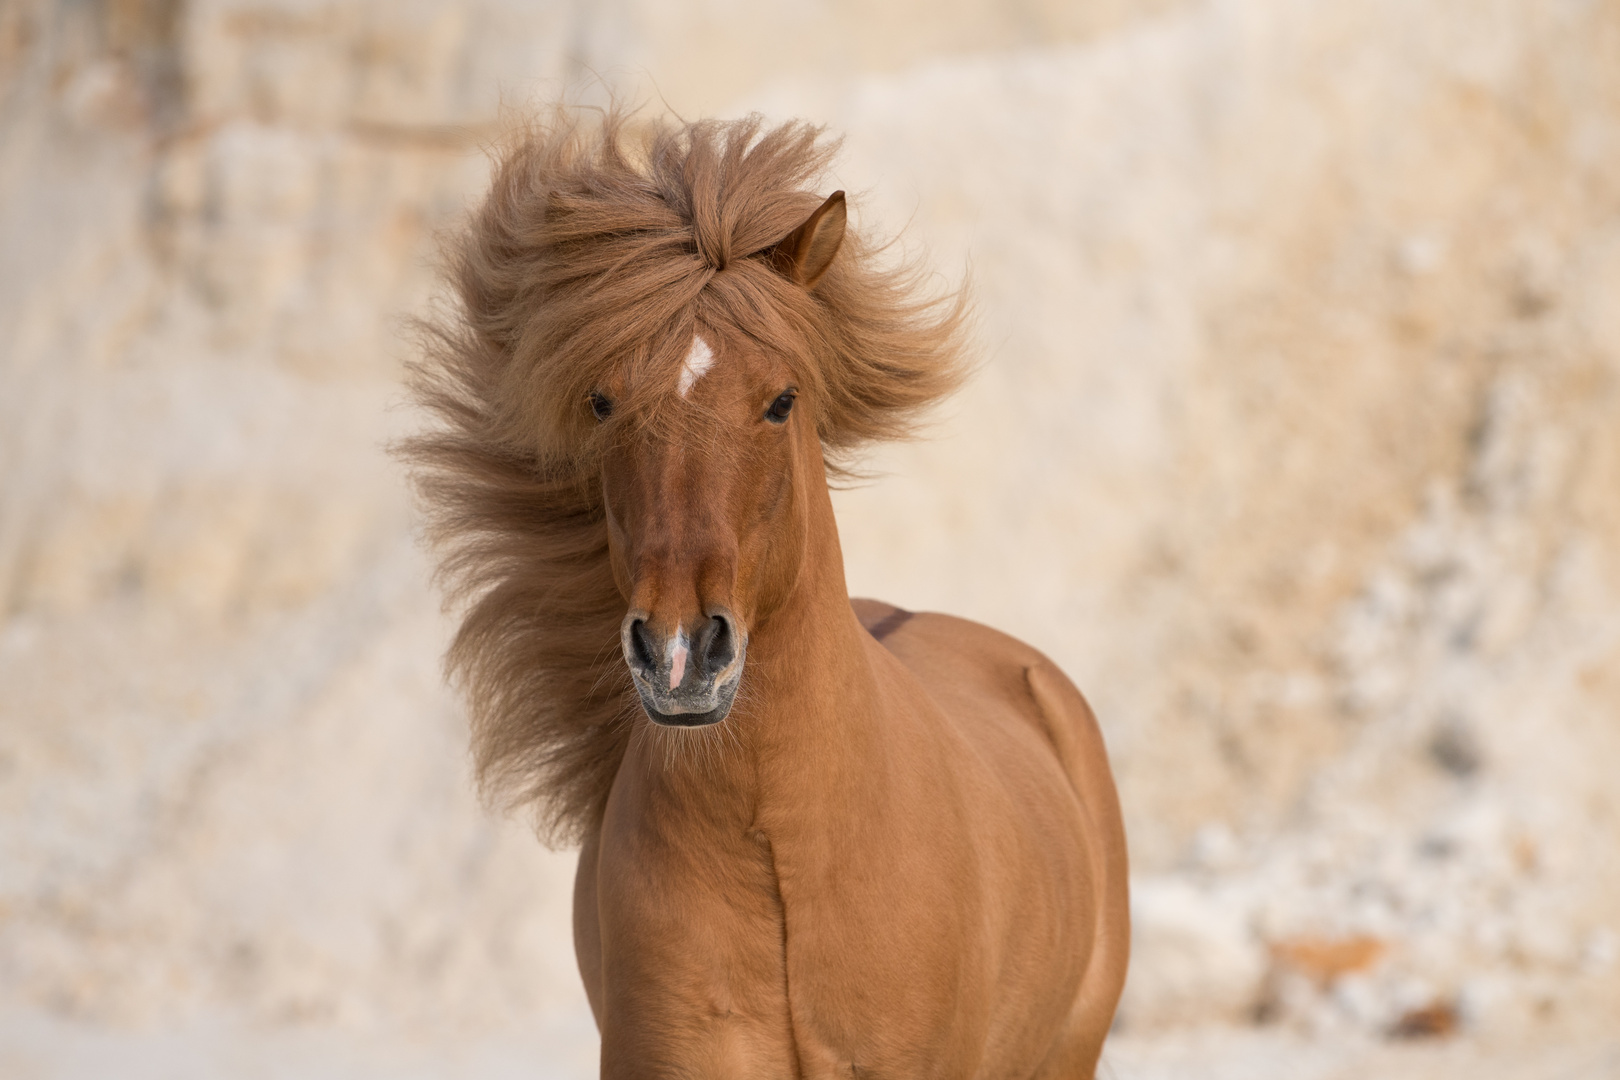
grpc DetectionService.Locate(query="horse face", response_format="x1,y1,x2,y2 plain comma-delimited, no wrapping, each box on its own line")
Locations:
597,330,813,727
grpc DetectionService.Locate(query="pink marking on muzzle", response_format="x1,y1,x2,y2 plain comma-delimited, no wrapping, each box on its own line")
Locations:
669,641,689,691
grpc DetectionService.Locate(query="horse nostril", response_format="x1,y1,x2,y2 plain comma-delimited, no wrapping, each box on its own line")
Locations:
628,618,657,672
700,613,735,674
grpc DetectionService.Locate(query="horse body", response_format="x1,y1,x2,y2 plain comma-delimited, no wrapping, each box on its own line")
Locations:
408,113,1128,1078
575,438,1127,1076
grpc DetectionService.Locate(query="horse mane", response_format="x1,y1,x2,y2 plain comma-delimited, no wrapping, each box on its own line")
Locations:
403,109,969,844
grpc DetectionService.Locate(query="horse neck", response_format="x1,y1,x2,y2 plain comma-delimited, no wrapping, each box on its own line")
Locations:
745,458,878,756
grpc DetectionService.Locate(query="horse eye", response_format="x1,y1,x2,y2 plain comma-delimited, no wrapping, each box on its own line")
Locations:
589,392,613,422
766,390,796,423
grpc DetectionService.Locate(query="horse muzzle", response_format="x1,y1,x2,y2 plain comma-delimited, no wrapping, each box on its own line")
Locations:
621,609,746,726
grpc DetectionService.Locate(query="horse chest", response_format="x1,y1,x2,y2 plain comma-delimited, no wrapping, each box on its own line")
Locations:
759,780,1087,1077
588,769,1083,1077
589,817,981,1077
588,798,797,1074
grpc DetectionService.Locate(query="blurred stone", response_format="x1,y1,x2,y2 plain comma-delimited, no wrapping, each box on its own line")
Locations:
1119,878,1267,1030
1427,717,1483,779
1270,936,1389,990
1389,1001,1460,1040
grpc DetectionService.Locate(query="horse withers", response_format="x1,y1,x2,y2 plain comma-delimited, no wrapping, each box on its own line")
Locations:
408,112,1129,1078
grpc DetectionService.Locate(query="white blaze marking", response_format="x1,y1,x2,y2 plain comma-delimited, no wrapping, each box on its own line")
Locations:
678,336,714,398
668,624,689,691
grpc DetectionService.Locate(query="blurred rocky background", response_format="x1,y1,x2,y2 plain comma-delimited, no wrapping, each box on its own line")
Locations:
2,0,1618,1076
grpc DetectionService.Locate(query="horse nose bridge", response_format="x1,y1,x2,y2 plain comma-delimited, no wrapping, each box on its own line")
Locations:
618,431,743,632
624,441,726,551
629,543,740,631
624,508,740,620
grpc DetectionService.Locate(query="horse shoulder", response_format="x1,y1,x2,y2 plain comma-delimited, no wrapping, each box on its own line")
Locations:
852,600,1131,1075
852,599,1085,758
854,600,1126,894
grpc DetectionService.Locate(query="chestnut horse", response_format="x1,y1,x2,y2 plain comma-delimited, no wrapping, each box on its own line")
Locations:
408,113,1128,1077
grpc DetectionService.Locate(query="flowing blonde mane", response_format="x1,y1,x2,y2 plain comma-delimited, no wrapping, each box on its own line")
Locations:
404,111,968,843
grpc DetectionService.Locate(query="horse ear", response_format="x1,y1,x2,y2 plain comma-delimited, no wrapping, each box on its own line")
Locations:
765,191,846,288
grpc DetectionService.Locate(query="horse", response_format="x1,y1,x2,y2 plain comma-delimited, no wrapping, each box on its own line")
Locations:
407,111,1129,1078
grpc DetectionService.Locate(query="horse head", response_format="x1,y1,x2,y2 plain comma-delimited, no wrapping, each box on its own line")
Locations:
594,193,847,726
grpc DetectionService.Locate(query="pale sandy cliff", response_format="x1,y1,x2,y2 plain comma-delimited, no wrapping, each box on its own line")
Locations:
2,1,1618,1076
